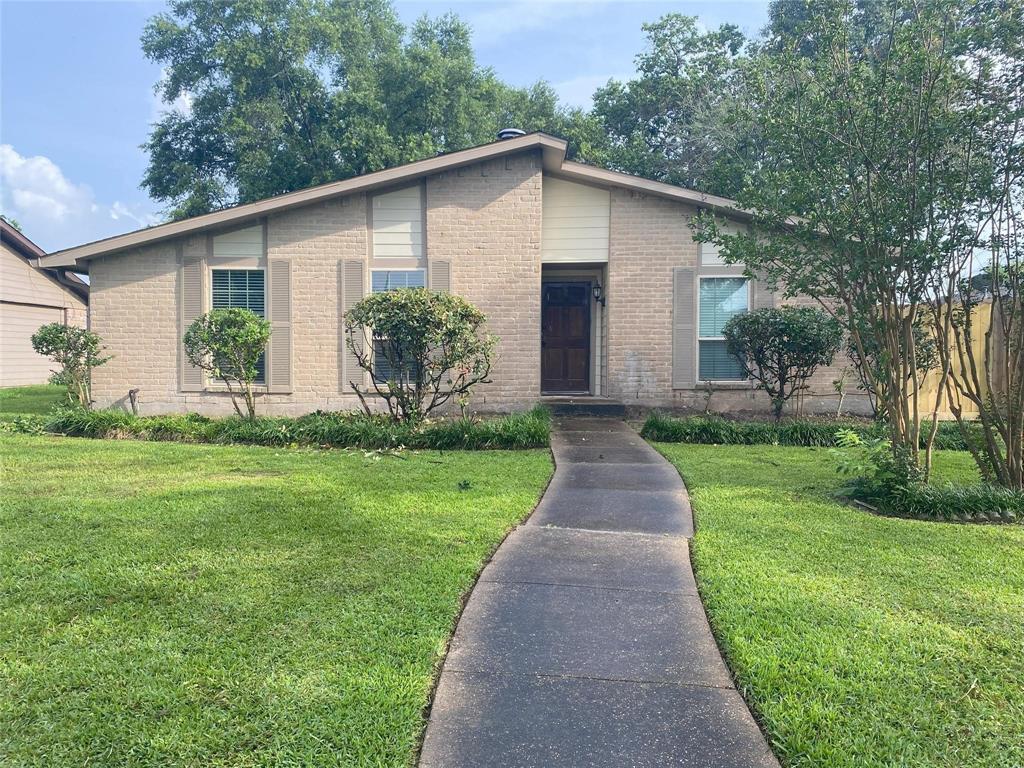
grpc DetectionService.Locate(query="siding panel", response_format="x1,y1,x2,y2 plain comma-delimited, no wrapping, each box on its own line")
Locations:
542,177,610,263
372,186,423,259
0,303,63,386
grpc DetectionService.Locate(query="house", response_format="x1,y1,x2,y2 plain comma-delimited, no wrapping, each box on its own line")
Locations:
1,220,89,387
38,132,855,415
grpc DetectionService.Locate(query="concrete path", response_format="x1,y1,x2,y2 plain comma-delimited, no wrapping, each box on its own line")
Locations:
419,418,778,768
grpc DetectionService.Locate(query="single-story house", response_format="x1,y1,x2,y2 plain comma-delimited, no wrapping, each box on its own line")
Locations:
39,131,857,416
1,219,89,387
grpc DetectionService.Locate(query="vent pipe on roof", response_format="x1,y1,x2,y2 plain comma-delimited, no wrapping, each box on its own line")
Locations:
497,128,526,140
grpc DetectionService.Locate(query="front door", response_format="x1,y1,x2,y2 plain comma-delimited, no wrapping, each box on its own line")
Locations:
541,282,591,393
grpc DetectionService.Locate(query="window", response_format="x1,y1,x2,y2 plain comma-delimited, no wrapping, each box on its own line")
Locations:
211,268,266,383
371,269,426,292
370,270,426,384
698,277,748,381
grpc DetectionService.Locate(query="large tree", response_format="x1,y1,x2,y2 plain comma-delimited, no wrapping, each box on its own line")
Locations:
700,0,1021,483
143,0,578,219
589,14,755,198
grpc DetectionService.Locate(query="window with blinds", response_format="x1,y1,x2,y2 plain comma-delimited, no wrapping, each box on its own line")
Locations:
371,269,426,292
698,277,748,381
211,268,266,383
370,270,426,384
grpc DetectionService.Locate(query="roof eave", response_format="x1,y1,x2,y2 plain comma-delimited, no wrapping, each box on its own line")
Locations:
39,132,568,268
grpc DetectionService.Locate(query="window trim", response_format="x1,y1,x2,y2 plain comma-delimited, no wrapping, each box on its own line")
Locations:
696,274,751,384
208,266,268,385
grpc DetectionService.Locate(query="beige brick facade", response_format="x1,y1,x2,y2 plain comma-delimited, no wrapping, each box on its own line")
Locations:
88,146,863,417
426,152,543,410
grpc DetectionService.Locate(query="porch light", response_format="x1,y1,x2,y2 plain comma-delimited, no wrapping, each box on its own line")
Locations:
592,282,606,307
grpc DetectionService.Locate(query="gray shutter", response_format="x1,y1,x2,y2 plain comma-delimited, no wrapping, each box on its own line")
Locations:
267,259,292,393
341,260,365,388
753,279,775,311
179,247,205,392
430,260,451,292
672,267,697,389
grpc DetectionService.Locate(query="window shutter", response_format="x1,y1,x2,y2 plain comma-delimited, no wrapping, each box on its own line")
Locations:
267,259,292,393
672,267,697,389
179,248,205,392
429,260,451,292
341,260,365,388
752,272,775,311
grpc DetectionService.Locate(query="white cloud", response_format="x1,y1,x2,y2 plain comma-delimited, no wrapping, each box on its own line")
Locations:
553,71,633,108
0,144,161,252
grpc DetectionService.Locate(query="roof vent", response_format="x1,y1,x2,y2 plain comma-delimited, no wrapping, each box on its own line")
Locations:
497,128,526,140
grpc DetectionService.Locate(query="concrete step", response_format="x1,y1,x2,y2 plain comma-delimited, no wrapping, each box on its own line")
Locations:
540,396,626,418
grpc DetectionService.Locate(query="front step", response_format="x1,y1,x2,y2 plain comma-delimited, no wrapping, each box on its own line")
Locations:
540,396,627,418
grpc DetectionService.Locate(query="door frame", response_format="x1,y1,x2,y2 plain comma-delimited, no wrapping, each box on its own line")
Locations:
540,279,593,395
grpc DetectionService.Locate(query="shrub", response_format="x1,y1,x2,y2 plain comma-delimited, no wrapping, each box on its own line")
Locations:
344,288,496,423
19,405,550,451
877,482,1023,523
30,324,110,408
640,412,975,450
183,308,271,419
723,307,843,422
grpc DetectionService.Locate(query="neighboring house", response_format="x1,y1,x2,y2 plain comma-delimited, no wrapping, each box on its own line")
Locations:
1,220,89,387
38,132,857,415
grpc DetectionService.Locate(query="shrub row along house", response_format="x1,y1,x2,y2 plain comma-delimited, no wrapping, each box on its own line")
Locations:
38,132,858,416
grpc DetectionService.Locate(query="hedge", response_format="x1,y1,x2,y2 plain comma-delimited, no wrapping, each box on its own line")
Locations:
0,406,550,451
640,412,973,451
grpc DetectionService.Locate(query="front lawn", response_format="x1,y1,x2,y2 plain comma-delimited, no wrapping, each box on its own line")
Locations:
654,443,1024,768
0,434,552,767
0,384,64,415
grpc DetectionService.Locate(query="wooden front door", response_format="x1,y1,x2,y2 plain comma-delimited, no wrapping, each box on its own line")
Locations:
541,282,591,393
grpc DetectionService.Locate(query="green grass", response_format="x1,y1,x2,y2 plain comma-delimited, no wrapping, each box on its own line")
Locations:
0,384,64,415
0,434,553,767
654,443,1024,768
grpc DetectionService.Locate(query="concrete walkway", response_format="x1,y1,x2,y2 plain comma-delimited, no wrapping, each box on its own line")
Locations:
419,418,779,768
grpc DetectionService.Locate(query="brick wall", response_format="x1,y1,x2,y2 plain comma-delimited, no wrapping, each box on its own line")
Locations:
426,151,543,411
90,242,180,411
87,151,862,418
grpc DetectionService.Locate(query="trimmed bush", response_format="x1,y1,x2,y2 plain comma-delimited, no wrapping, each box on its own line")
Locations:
641,412,973,450
3,405,550,451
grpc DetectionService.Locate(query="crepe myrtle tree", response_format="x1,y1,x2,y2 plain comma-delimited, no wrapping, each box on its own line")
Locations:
343,288,496,423
723,306,842,422
31,323,111,408
183,308,271,419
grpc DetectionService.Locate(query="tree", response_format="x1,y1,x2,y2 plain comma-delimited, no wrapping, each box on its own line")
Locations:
343,288,495,423
183,309,271,419
723,306,842,422
30,324,110,408
589,14,756,198
698,0,1011,482
925,0,1024,490
846,315,937,419
142,0,577,219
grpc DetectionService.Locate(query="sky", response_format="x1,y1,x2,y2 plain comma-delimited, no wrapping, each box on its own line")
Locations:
0,0,770,252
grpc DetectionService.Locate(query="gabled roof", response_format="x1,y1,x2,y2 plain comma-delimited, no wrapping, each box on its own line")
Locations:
1,219,89,301
39,132,746,269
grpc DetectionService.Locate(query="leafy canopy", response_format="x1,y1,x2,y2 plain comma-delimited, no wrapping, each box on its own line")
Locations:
30,324,110,409
344,288,496,423
183,308,271,419
723,307,842,421
142,0,586,219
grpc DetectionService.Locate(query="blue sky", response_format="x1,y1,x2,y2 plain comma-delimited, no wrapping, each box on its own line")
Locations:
1,0,769,252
